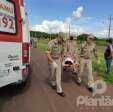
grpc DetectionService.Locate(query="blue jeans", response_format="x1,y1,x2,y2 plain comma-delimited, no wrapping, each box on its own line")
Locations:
106,59,112,74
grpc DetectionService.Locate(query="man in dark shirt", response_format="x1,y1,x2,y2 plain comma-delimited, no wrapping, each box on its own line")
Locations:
104,38,113,74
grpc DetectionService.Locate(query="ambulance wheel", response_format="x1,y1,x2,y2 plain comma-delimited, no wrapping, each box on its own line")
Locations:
64,68,69,72
20,65,31,87
63,67,66,71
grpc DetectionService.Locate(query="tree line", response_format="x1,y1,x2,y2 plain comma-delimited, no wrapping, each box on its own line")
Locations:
30,31,57,39
30,31,108,46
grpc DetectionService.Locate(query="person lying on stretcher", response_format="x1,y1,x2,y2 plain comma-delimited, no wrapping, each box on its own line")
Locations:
63,36,80,74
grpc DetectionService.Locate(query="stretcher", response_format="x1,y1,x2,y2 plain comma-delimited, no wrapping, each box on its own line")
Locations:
62,54,80,74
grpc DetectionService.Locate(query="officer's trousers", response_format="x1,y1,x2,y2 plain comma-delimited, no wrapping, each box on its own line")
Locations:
77,58,94,87
50,58,62,93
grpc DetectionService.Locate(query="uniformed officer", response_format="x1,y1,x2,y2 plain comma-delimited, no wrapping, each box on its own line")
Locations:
77,34,98,92
46,32,65,97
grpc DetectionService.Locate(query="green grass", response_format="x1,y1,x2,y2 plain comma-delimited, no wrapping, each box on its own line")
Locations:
37,39,49,52
92,46,113,84
37,39,113,85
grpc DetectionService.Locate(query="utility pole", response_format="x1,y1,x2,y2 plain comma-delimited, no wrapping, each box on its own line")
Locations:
108,16,113,38
69,24,70,38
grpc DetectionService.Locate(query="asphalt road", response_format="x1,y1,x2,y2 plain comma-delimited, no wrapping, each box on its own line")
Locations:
0,48,113,112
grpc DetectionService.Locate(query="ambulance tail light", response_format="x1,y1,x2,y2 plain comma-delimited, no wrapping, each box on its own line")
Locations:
22,43,29,64
20,0,24,6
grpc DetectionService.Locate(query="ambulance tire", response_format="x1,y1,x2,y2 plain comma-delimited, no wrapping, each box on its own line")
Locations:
19,65,31,87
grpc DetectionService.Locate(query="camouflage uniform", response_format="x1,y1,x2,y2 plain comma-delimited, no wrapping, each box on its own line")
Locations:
77,41,98,88
47,39,64,93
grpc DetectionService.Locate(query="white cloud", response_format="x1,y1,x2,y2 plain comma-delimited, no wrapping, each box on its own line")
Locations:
31,20,84,34
65,6,84,24
94,30,108,38
31,20,110,38
73,6,84,19
31,6,85,34
31,6,102,37
86,17,93,20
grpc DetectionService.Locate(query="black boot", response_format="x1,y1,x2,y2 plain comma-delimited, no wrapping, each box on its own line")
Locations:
88,87,94,92
57,92,66,97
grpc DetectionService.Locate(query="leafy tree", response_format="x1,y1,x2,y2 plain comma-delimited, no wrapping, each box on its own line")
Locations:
30,31,57,39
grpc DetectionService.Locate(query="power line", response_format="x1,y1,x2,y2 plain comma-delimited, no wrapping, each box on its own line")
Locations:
108,16,113,38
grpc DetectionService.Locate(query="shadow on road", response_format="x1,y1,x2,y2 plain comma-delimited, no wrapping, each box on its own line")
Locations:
0,73,31,112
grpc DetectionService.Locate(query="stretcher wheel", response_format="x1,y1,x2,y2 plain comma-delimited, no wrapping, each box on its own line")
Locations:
63,67,66,71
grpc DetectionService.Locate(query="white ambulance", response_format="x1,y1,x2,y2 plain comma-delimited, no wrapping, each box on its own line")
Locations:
0,0,30,88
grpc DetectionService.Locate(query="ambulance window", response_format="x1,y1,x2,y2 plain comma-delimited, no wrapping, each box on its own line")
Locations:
0,0,16,35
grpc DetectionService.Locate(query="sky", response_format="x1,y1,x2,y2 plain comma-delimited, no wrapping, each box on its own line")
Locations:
25,0,113,37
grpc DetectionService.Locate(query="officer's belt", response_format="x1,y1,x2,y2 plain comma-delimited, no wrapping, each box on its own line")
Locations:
52,56,60,59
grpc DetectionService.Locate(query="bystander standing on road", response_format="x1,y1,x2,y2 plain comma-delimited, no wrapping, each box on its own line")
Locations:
104,38,113,74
